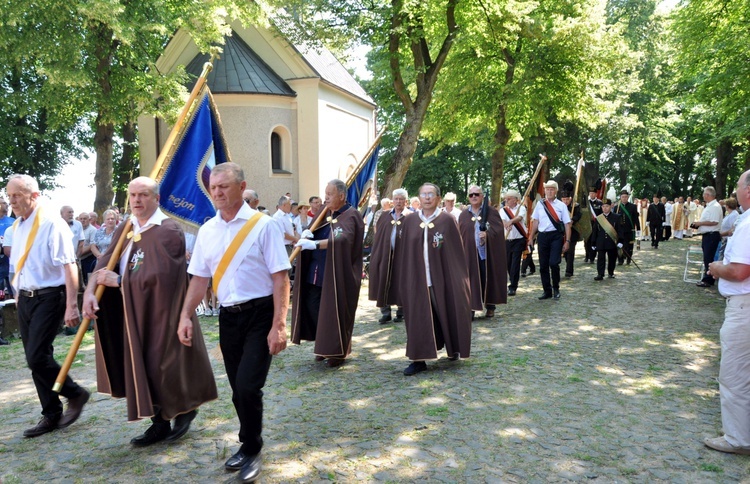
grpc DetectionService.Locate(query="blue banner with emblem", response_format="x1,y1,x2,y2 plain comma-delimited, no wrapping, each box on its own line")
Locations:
158,90,230,228
346,145,379,209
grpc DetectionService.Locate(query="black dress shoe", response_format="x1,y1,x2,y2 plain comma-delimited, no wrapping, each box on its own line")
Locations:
393,315,404,323
23,416,59,438
507,289,516,296
0,335,9,345
553,290,560,300
165,409,197,442
403,361,427,376
378,314,392,324
564,273,572,278
520,272,527,278
326,358,345,368
608,274,616,279
538,293,552,300
225,449,253,471
58,389,90,428
239,453,262,483
594,275,603,281
130,421,171,446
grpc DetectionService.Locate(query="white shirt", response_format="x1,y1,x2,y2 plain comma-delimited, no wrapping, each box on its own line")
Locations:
443,206,462,221
499,204,527,240
698,199,723,234
718,214,750,297
273,209,295,246
189,204,291,305
67,219,83,249
10,206,76,291
664,203,673,226
418,209,441,287
3,225,13,271
81,224,97,254
531,198,571,232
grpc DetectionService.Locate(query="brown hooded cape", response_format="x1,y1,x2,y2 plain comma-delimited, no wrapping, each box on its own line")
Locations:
458,206,507,310
291,205,364,358
93,219,217,421
368,208,409,307
392,211,471,360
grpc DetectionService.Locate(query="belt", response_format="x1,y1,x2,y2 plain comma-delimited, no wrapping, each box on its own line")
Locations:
19,286,64,298
221,295,273,313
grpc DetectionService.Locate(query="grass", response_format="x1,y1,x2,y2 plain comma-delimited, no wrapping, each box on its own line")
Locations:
699,463,722,473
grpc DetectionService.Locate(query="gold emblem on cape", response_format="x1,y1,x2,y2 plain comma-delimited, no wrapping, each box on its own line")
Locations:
419,222,435,229
326,216,338,224
391,220,401,225
126,231,142,242
471,216,482,222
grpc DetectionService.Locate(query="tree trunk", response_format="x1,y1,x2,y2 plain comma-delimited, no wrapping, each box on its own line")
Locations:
114,121,138,209
93,119,115,214
490,38,521,203
714,137,732,200
382,101,429,197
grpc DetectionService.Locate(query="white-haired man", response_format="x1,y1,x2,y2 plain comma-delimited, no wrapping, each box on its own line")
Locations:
500,189,527,296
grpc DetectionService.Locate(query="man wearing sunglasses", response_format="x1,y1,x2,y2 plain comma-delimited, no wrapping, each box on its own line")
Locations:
459,186,507,318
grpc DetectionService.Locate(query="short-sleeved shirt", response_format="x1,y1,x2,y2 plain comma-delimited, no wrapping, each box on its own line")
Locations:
718,214,750,297
499,204,527,240
272,209,295,246
698,199,723,234
531,198,571,232
93,226,115,255
10,206,77,291
189,204,291,306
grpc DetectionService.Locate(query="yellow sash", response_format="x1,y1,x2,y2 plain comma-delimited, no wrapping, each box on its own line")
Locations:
212,212,264,295
596,213,619,243
11,208,43,288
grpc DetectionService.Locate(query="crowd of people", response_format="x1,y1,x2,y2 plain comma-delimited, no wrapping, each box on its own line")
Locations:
2,166,749,482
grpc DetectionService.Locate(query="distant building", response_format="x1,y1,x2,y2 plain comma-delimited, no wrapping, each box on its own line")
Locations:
138,20,377,202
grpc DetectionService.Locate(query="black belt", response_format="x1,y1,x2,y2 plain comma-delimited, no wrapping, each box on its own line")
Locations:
18,286,64,298
221,295,273,313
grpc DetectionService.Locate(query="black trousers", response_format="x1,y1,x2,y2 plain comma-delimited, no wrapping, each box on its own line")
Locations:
584,233,596,262
506,238,525,290
701,231,722,285
521,252,536,274
18,286,84,419
619,235,635,263
219,295,275,456
301,282,323,336
650,224,662,247
380,305,403,317
564,238,578,276
663,225,672,241
537,231,563,294
596,249,618,276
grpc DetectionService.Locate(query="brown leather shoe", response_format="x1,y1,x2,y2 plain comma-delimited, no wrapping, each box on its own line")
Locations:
58,389,90,429
485,309,495,318
704,436,750,455
23,416,59,438
325,358,345,368
314,355,325,362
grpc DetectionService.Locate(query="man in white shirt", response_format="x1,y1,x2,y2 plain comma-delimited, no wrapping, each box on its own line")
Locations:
527,180,572,300
704,170,750,455
693,186,724,287
6,174,89,438
60,205,83,256
662,197,672,241
500,189,527,296
442,192,462,220
273,196,297,252
179,163,290,483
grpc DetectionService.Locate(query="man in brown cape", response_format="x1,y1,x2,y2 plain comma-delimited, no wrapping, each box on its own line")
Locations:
82,176,217,446
368,188,410,324
458,185,507,319
291,179,364,368
393,183,471,376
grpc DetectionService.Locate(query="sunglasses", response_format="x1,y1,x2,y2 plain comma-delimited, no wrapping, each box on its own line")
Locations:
468,193,482,198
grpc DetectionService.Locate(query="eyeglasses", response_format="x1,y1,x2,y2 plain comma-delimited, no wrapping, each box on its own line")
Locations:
244,199,251,204
419,192,437,199
468,193,482,198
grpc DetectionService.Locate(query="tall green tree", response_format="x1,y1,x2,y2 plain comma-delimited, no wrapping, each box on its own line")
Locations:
1,0,260,211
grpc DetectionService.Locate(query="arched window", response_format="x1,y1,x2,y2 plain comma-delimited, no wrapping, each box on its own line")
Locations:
270,127,291,175
271,132,282,172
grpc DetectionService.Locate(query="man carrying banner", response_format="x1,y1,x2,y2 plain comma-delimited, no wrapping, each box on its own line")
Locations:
459,185,507,318
369,188,410,324
392,183,472,376
614,189,640,265
500,189,526,296
7,174,90,438
178,163,290,482
584,186,603,263
292,179,364,368
83,176,218,447
528,180,572,300
592,198,624,280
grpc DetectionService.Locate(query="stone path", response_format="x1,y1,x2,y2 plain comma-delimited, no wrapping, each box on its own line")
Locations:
1,237,748,482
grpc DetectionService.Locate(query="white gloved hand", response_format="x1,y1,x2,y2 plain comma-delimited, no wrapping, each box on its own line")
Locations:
300,229,314,239
592,246,597,251
295,239,317,251
617,243,623,249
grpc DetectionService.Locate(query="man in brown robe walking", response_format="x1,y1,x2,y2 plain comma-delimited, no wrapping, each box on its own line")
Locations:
368,188,410,324
458,185,507,319
393,183,472,376
83,176,217,446
292,179,364,368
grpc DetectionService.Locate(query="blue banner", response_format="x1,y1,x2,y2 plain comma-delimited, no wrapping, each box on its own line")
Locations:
346,145,379,208
159,91,230,227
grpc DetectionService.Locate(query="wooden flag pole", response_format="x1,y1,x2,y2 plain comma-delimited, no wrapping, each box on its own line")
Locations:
570,152,584,218
53,59,216,393
288,127,386,263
